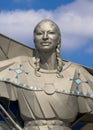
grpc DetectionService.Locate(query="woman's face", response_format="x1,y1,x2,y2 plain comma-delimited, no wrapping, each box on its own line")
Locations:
34,21,60,52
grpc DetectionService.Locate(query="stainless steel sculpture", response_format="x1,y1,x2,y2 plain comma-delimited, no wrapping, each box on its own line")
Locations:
0,19,93,130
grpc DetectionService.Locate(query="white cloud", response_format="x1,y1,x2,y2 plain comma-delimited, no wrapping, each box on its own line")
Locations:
0,0,93,51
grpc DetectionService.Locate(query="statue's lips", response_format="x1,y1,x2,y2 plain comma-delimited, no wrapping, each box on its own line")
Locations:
41,42,51,46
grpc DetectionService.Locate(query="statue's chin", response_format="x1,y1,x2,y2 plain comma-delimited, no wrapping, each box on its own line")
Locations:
37,46,56,53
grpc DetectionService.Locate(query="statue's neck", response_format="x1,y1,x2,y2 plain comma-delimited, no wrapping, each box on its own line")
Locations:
38,51,57,70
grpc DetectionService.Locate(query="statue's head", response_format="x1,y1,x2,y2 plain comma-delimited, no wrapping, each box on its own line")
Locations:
33,19,63,78
34,19,61,52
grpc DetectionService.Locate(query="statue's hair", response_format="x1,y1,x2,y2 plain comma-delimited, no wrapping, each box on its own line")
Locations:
56,43,63,78
34,19,61,36
34,19,64,78
34,50,41,77
34,45,63,78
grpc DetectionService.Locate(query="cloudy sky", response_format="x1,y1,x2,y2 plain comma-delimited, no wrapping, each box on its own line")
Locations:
0,0,93,67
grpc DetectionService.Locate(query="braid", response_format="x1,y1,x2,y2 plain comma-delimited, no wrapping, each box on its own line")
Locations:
34,50,41,77
34,45,64,78
56,44,64,78
34,19,64,77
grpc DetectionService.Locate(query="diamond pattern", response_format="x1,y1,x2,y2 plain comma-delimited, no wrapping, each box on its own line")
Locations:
16,69,22,74
75,79,82,84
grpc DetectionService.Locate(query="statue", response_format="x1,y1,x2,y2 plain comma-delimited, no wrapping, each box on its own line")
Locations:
0,19,93,130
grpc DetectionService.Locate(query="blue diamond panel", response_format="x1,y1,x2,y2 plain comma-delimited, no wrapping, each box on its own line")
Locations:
16,69,22,74
75,79,82,84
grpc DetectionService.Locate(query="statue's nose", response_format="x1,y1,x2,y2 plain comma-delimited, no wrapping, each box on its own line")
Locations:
42,32,48,40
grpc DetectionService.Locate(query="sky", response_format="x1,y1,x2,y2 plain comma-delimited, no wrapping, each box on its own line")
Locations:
0,0,93,68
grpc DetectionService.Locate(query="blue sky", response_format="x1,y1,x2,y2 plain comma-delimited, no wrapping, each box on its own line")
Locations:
0,0,93,68
0,0,75,10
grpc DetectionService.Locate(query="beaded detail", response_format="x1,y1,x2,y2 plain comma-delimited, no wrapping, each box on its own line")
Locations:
0,77,92,98
8,64,29,79
69,73,89,92
69,73,88,85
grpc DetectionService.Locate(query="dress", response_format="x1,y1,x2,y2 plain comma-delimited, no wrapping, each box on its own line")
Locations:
0,56,93,130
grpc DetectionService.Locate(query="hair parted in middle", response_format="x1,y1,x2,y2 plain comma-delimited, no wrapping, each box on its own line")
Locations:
34,19,64,78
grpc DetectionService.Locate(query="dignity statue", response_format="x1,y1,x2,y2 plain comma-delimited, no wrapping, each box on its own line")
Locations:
0,19,93,130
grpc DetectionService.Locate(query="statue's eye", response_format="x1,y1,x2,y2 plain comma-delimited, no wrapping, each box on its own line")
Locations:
36,32,42,35
49,32,55,34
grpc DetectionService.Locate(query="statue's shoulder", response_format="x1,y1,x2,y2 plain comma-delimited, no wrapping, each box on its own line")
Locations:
64,60,93,99
62,59,82,72
63,59,92,73
0,56,29,68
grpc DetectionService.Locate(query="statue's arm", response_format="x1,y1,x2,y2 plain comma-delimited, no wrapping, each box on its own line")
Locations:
77,66,93,122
